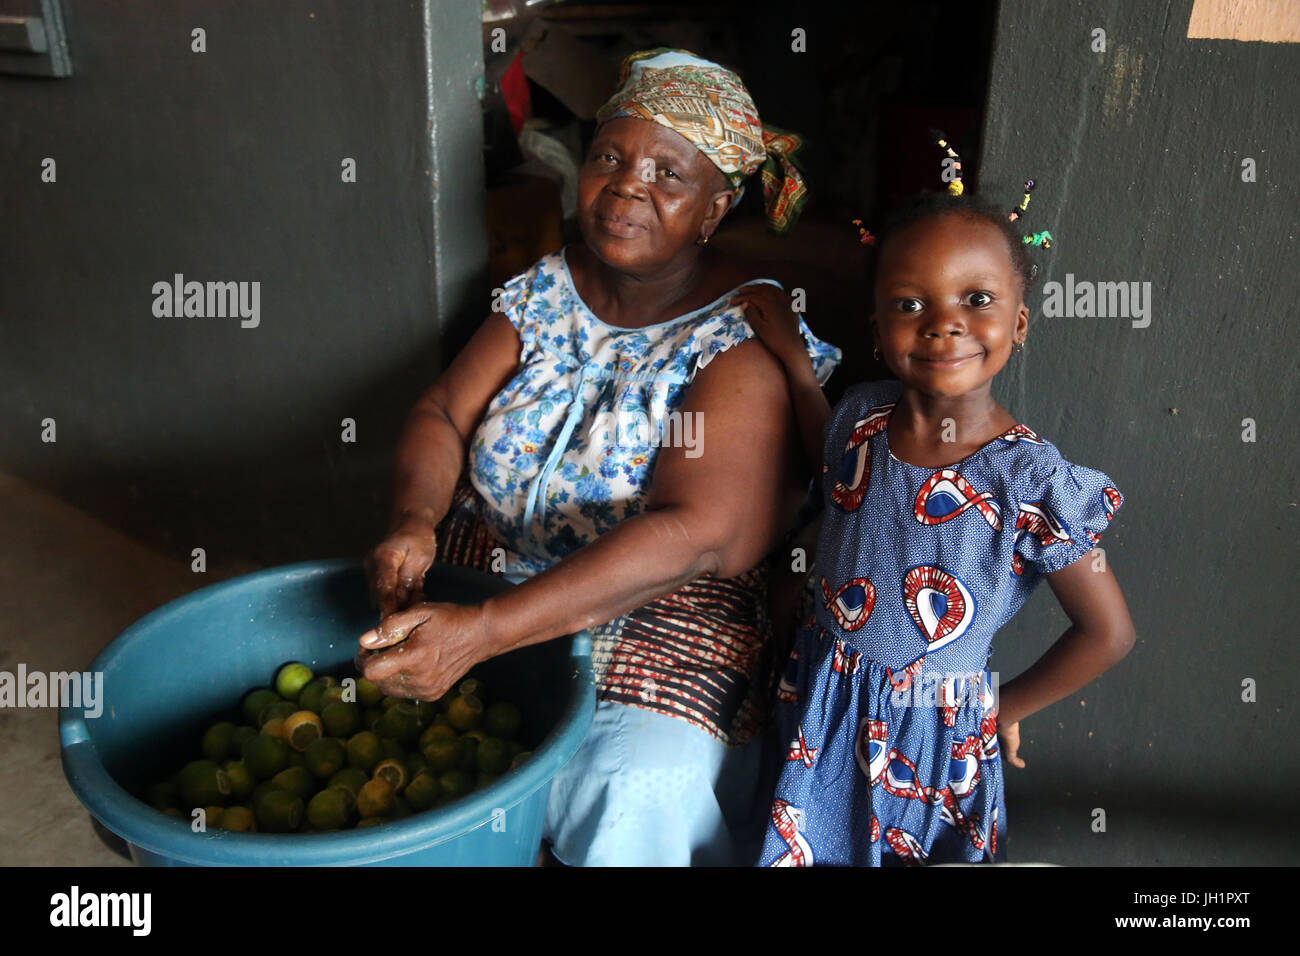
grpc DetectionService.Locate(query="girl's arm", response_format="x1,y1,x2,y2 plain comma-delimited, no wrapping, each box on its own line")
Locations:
994,554,1136,765
731,284,831,471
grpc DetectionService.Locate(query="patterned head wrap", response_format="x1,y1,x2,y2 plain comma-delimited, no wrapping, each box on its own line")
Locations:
595,48,809,234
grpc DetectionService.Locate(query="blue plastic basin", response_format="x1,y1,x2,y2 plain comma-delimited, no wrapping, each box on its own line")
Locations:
60,559,594,866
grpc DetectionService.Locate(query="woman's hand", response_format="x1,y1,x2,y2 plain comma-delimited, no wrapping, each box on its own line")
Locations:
355,600,491,701
998,719,1026,769
365,517,439,619
732,283,808,372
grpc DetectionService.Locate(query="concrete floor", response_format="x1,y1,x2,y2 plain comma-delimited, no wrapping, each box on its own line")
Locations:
0,471,259,865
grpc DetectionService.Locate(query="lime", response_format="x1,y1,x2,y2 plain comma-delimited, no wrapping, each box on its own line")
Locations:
457,678,487,702
286,750,307,770
362,708,382,731
510,751,532,771
254,789,303,833
297,677,337,715
260,717,288,741
346,731,383,772
304,737,346,779
271,765,316,801
420,723,457,749
260,700,298,726
250,780,280,806
476,736,511,774
447,695,483,731
229,725,258,759
376,705,420,746
146,780,180,811
438,769,473,800
220,805,256,832
380,695,401,712
356,778,395,818
306,788,351,830
414,700,440,723
275,662,314,701
462,728,488,743
484,701,523,739
506,740,525,760
222,760,254,799
432,713,451,728
242,733,290,780
241,688,281,727
389,795,413,820
284,710,324,751
383,738,408,763
327,767,369,800
201,722,237,762
404,771,440,811
356,677,383,708
422,737,462,772
373,758,408,793
355,816,388,829
179,760,231,807
321,701,361,738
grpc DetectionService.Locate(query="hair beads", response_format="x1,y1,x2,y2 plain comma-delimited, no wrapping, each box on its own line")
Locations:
1008,180,1035,222
934,133,964,197
1022,231,1053,248
852,218,877,245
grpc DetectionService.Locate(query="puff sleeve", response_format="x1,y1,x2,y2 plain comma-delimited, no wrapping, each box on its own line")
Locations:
1013,453,1125,576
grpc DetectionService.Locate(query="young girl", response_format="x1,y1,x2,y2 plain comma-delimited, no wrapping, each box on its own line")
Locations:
732,193,1136,865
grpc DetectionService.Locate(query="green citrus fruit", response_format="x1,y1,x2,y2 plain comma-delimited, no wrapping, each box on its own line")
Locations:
260,700,298,726
457,678,487,702
275,662,314,701
510,751,532,771
438,769,473,800
422,738,462,772
476,736,511,774
356,778,395,818
327,767,369,800
420,723,457,749
271,765,316,801
241,688,281,727
346,731,383,772
321,701,361,738
222,760,254,799
356,677,383,708
447,695,483,732
306,788,351,830
179,760,231,807
373,758,408,793
284,710,324,751
260,717,288,741
304,737,346,779
219,805,256,832
242,733,290,780
458,736,479,772
355,816,388,828
229,726,258,759
404,752,430,778
254,789,303,833
404,771,440,811
201,721,237,762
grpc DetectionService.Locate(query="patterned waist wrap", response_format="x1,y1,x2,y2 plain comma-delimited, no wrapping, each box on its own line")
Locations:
434,476,781,746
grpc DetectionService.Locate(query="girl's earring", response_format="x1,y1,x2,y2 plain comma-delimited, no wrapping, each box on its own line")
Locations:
1013,340,1025,353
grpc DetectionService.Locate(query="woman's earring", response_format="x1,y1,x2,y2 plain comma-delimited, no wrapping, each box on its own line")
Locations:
873,345,882,361
696,233,710,246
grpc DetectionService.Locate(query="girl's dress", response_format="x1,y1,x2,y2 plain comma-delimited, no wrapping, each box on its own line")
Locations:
759,379,1125,866
434,248,841,865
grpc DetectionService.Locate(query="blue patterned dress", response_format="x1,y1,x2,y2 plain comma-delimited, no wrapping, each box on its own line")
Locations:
759,379,1125,866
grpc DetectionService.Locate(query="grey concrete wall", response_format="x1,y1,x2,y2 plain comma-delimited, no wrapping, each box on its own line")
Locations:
0,0,486,562
981,0,1298,864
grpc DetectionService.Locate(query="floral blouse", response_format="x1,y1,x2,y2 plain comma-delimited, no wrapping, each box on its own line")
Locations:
468,248,842,578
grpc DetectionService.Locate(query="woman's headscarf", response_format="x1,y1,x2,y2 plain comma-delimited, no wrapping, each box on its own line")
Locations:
595,48,808,234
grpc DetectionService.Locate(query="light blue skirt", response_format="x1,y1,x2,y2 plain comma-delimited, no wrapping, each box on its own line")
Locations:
543,699,781,866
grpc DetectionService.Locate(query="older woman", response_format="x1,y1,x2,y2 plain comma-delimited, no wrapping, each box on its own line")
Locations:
359,49,839,865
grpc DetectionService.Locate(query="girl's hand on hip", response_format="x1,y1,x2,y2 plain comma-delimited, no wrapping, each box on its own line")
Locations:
355,600,488,701
365,517,439,618
998,720,1027,769
731,284,808,371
